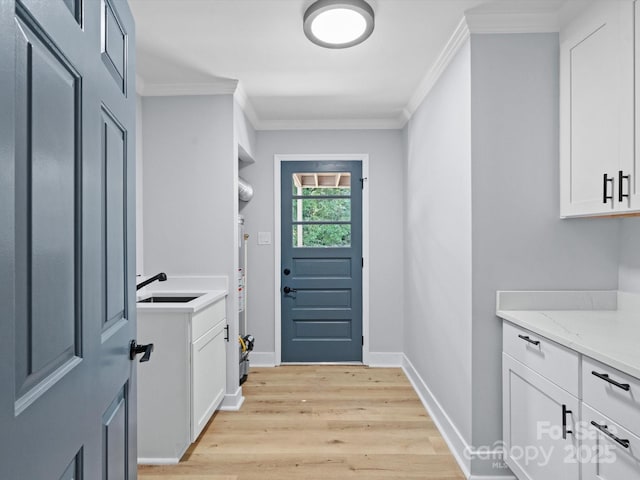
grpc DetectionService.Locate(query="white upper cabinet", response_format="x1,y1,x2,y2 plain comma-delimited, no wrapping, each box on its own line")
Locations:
560,0,637,217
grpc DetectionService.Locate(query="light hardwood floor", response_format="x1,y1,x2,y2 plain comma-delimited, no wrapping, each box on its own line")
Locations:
138,365,465,479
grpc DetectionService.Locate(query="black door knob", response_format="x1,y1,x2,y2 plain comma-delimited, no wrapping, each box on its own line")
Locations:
283,268,291,275
283,286,297,294
130,340,154,362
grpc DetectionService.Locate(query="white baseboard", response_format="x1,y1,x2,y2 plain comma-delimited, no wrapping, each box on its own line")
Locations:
367,351,403,367
137,458,179,465
469,475,518,480
249,351,276,367
402,354,472,477
402,354,515,480
469,476,516,480
219,387,244,411
248,351,405,368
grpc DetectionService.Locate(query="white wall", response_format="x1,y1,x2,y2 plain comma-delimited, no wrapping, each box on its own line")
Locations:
403,33,622,478
136,95,144,275
468,33,620,475
141,94,241,398
142,95,234,275
404,40,473,451
619,217,640,293
241,129,404,359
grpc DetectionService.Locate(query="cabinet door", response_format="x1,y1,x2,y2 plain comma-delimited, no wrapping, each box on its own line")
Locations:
632,1,640,211
503,354,580,480
191,320,226,441
582,403,640,479
560,0,635,217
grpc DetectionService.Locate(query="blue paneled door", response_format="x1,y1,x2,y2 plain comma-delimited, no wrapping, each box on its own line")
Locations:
0,0,138,479
281,161,363,362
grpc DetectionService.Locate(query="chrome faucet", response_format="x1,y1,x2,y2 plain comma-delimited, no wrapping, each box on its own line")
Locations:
136,272,167,290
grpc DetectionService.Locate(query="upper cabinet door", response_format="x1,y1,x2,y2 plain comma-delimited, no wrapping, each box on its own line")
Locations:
632,1,640,211
560,0,635,218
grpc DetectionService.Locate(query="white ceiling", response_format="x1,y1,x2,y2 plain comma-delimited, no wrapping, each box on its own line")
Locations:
130,0,575,129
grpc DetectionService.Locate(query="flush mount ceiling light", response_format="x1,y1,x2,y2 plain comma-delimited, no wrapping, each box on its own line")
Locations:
303,0,375,49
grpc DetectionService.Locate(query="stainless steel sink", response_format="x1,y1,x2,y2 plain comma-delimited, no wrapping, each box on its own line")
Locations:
137,296,198,303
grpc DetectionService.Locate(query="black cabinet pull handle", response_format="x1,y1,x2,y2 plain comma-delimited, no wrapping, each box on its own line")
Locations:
283,286,297,294
224,325,229,342
603,173,614,204
129,340,154,362
562,404,573,440
591,371,630,391
518,334,540,346
618,170,630,202
590,421,630,449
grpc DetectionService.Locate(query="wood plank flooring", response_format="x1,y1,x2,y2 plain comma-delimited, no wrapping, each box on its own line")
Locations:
138,365,465,480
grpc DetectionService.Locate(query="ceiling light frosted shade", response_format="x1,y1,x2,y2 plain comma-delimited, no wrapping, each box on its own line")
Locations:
304,0,375,49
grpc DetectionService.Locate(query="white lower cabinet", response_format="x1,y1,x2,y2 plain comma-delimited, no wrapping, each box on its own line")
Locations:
581,403,640,479
137,296,227,463
503,353,580,480
503,320,640,479
191,317,226,442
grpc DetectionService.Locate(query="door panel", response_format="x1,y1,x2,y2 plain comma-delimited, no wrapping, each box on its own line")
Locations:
103,387,129,480
103,107,128,327
60,452,82,480
14,9,82,402
0,0,137,478
281,161,362,362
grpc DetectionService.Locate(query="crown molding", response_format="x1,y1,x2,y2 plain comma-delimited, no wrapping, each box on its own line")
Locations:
256,115,406,131
404,17,470,123
464,10,560,34
402,10,560,126
138,79,239,97
136,8,560,131
135,74,146,96
233,83,260,131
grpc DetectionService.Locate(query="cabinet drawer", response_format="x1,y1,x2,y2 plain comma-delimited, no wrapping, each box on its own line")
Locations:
503,322,579,396
582,403,640,479
192,298,225,341
582,356,640,437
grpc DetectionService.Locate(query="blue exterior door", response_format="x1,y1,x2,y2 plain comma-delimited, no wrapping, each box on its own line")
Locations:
281,160,363,362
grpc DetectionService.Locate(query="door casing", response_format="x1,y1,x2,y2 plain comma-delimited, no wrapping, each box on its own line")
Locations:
273,154,370,365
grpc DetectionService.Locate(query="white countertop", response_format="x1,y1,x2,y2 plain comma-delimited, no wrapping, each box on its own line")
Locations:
136,275,228,313
496,291,640,380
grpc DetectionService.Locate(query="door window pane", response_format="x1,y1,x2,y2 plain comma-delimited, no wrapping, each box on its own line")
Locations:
291,171,352,248
292,198,351,222
292,224,351,248
292,172,351,196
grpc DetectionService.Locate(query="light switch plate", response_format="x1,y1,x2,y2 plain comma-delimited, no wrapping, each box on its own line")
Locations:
258,232,272,245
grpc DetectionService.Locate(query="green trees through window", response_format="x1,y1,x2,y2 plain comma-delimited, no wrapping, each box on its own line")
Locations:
292,184,351,247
